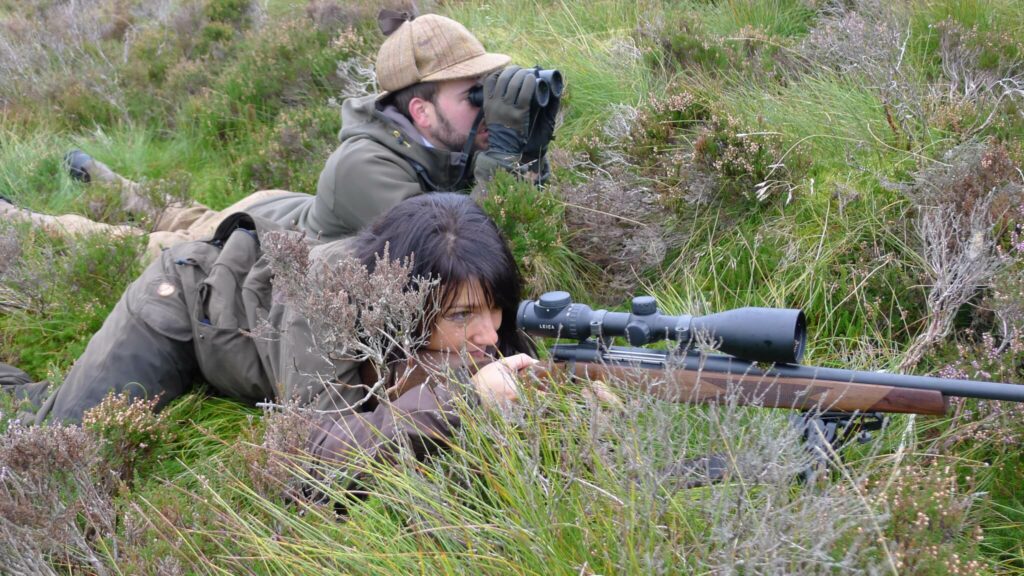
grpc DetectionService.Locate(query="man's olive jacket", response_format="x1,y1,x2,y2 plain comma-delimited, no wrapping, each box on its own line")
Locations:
247,95,504,240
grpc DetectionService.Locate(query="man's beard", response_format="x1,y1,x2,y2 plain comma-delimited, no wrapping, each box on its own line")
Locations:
430,111,470,152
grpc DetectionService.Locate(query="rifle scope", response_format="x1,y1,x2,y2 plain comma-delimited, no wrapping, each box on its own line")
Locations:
517,291,807,365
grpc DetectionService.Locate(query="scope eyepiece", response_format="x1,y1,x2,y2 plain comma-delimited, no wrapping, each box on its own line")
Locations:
518,291,807,365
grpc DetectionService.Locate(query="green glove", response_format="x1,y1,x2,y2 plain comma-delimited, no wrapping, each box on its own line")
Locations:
481,66,537,156
522,91,559,168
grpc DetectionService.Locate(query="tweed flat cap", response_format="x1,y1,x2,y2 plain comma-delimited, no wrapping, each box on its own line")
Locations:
376,13,510,96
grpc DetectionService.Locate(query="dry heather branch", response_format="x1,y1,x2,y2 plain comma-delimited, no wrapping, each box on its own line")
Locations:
900,200,1003,371
245,401,316,500
259,231,438,407
0,423,116,575
335,55,378,100
898,141,1023,370
801,0,903,80
935,19,1024,103
560,169,668,304
800,1,931,141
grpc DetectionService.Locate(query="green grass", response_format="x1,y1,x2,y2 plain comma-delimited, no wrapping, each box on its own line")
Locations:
691,0,818,38
444,0,666,142
3,0,1024,572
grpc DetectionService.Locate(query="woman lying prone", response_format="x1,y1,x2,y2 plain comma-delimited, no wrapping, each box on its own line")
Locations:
2,193,540,479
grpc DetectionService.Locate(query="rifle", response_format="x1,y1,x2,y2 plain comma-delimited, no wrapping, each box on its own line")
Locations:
516,292,1024,475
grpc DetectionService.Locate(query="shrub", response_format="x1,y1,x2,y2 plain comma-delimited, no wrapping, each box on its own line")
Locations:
870,460,988,574
185,16,355,144
0,227,143,377
259,229,436,395
898,140,1023,369
480,171,589,296
242,403,314,501
800,1,903,81
204,0,253,29
0,422,116,574
82,392,173,485
239,104,341,193
558,162,670,304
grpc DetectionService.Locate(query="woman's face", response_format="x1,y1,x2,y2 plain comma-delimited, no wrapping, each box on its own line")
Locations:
425,280,502,361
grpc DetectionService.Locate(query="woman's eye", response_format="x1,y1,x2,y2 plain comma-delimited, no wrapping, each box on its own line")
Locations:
445,310,471,323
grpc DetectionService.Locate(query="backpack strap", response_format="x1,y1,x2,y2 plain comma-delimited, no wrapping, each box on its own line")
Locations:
209,211,286,248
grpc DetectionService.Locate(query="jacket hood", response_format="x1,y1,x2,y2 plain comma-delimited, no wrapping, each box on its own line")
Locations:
339,95,475,191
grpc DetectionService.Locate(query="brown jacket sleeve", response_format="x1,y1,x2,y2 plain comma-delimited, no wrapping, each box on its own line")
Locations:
303,356,481,498
304,379,463,500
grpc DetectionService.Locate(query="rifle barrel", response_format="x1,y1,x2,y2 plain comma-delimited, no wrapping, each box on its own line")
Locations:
550,344,1024,404
759,360,1024,402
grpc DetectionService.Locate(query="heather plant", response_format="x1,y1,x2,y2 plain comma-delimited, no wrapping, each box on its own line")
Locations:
558,164,670,304
243,401,315,501
0,422,116,575
800,0,904,81
480,171,589,296
259,230,437,403
185,15,360,146
691,113,807,204
901,0,1024,141
618,86,809,211
795,1,939,148
82,392,173,485
239,103,342,194
898,140,1023,369
869,459,988,574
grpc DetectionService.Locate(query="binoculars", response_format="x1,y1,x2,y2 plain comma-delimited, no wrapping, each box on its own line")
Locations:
517,291,807,365
469,67,564,108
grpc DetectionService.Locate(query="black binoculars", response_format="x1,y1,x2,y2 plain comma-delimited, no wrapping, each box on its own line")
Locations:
469,67,564,108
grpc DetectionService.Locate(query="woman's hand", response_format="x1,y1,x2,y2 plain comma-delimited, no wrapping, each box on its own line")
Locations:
471,353,538,408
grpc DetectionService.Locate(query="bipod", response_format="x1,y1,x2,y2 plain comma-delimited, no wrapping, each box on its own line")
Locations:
789,411,886,483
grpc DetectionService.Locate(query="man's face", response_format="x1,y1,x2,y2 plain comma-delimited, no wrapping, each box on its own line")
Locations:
423,78,488,152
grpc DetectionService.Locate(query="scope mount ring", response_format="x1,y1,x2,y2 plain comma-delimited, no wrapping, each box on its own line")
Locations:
589,308,608,343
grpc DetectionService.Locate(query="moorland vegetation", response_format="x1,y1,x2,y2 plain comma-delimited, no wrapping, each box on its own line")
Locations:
1,0,1024,573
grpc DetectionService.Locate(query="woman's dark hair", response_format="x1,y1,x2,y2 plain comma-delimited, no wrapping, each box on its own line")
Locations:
353,193,531,356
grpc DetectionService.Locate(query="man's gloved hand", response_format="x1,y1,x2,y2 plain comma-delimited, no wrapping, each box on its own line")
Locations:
481,65,536,157
522,92,559,167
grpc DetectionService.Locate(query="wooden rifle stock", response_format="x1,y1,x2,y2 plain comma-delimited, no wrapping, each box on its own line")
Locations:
394,348,1024,418
531,359,948,415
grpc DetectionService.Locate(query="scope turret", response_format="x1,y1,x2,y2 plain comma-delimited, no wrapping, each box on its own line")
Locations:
517,291,807,364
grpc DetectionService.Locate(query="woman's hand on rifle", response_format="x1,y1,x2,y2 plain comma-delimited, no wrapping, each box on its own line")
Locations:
471,353,538,407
